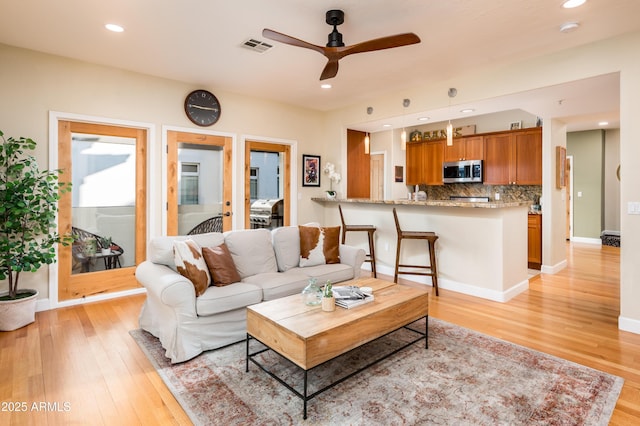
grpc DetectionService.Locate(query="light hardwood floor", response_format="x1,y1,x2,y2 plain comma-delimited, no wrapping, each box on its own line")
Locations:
0,242,638,425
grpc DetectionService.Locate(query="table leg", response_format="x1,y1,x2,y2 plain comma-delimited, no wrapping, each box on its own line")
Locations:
303,370,308,420
245,334,250,372
425,315,429,349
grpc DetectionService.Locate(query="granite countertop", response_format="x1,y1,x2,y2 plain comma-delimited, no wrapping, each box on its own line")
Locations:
311,197,531,209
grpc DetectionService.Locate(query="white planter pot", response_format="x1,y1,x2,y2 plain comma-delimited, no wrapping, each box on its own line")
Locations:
322,296,336,312
0,289,39,331
101,248,111,255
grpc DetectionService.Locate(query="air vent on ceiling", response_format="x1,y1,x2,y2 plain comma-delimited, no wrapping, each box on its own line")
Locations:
241,38,273,53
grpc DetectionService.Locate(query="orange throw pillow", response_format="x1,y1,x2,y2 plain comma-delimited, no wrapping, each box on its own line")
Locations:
202,243,241,286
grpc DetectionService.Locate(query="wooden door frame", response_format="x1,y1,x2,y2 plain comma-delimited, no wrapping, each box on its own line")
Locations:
51,113,152,306
166,130,233,235
244,140,291,229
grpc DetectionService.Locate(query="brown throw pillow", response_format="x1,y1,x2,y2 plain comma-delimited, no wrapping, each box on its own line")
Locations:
299,225,340,267
202,243,241,286
173,239,211,296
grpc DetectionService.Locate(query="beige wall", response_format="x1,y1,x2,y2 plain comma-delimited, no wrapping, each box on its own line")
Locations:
325,31,640,332
0,43,330,302
604,129,621,231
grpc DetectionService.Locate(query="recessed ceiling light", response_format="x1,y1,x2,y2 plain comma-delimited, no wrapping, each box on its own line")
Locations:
562,0,586,9
460,108,475,113
418,117,430,121
383,124,392,128
320,83,332,89
560,22,580,33
105,23,124,33
598,121,609,126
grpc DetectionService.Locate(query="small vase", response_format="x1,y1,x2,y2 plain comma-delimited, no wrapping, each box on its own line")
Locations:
302,278,322,306
326,191,336,199
101,248,111,255
322,297,336,312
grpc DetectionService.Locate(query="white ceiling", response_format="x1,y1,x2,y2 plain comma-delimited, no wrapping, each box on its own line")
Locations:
1,0,637,131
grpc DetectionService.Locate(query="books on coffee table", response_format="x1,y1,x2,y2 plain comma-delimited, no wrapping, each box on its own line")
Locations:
332,286,374,309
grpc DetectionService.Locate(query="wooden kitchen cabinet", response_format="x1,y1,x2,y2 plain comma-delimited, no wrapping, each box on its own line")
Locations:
424,140,444,185
406,141,425,186
444,135,484,162
528,213,542,269
483,128,541,185
406,139,444,185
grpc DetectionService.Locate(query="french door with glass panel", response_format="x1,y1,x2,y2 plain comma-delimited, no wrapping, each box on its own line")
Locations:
57,121,147,301
166,131,233,235
244,141,290,229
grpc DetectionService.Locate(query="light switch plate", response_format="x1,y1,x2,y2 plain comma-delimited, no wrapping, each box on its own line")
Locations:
628,202,640,215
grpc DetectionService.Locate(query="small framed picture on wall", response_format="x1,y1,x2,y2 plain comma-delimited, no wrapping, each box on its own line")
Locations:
302,154,321,187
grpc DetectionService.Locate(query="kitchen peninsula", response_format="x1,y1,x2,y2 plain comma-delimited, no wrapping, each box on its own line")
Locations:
313,197,531,302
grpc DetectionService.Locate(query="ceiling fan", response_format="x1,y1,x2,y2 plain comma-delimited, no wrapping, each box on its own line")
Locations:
262,9,421,80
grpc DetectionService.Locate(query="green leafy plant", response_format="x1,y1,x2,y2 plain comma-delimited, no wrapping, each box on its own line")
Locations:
0,130,73,300
99,236,112,249
323,280,333,298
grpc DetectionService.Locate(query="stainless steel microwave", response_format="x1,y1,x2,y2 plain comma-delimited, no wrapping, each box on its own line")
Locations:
443,160,483,183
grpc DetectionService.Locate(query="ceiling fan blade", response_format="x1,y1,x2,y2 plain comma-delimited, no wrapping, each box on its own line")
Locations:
340,33,421,58
262,28,325,55
320,59,339,80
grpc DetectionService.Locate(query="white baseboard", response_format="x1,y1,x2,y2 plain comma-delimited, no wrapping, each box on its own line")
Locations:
570,236,602,245
541,258,568,275
619,316,640,335
368,265,529,303
36,288,147,311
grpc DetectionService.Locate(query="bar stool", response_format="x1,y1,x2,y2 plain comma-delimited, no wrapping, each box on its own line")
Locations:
338,204,377,278
392,208,439,296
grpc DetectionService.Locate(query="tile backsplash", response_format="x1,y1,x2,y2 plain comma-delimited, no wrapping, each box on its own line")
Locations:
417,183,542,204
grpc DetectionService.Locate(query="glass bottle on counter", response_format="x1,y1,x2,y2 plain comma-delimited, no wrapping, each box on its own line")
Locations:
302,277,322,306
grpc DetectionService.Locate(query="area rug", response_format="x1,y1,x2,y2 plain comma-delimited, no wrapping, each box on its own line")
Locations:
130,318,623,425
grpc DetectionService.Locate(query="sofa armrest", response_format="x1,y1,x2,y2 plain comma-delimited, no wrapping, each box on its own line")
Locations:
135,261,197,316
339,244,366,278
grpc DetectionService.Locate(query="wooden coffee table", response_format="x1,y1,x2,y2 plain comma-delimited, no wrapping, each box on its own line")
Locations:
246,277,429,419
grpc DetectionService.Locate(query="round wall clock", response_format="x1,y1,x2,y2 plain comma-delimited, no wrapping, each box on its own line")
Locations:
184,89,221,126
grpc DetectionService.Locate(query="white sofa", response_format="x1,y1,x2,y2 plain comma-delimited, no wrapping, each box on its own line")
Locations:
136,226,366,363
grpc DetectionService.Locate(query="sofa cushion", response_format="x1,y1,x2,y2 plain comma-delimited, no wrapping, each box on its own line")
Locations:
299,225,341,267
149,232,225,270
242,272,310,301
173,239,211,296
196,282,263,316
224,228,277,279
272,226,300,272
287,263,355,284
202,243,241,286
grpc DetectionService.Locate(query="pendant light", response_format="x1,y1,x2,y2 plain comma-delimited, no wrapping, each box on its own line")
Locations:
401,98,410,150
364,106,373,154
447,88,457,146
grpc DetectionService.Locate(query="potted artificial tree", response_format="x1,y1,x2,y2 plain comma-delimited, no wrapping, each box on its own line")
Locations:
0,130,72,331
